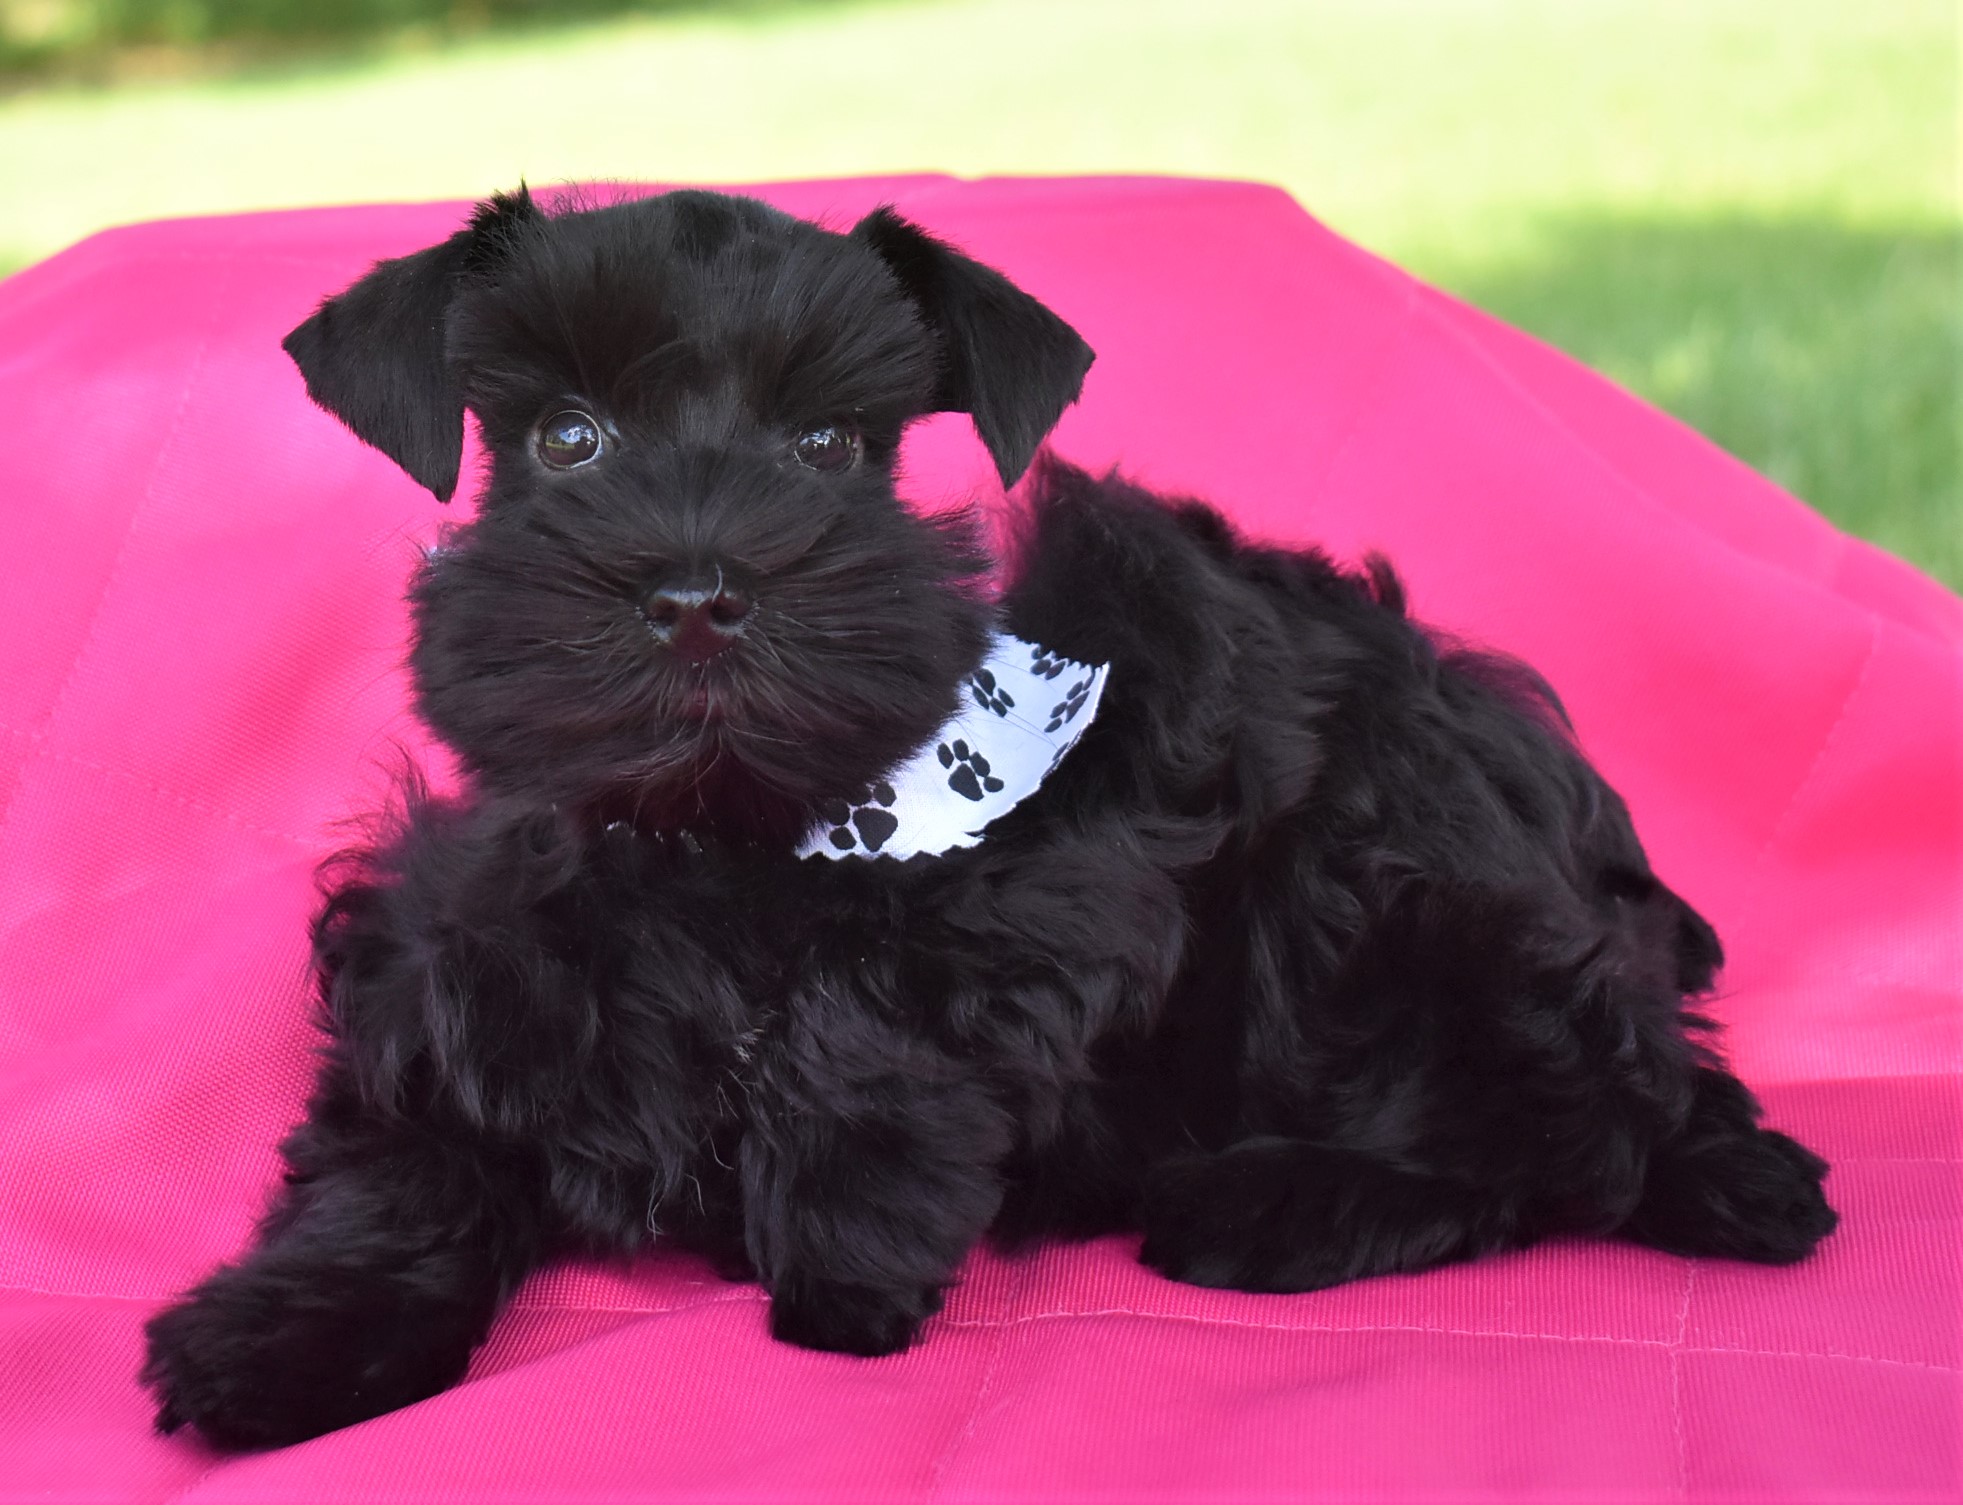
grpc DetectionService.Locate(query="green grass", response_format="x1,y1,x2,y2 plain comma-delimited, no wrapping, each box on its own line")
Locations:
1,0,1955,584
1427,213,1962,587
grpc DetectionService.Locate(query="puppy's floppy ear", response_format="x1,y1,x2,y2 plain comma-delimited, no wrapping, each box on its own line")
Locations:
282,188,539,501
853,207,1095,488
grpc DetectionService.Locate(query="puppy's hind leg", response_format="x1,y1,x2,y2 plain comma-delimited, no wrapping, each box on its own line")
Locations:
1621,1066,1837,1264
1139,1138,1525,1292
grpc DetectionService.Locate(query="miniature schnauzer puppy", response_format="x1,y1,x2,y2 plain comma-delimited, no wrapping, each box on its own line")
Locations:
141,186,1836,1449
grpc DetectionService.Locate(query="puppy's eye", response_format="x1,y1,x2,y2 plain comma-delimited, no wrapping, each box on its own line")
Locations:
537,410,603,469
792,424,862,473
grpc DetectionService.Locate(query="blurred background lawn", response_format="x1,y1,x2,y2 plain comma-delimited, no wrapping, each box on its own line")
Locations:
2,0,1956,586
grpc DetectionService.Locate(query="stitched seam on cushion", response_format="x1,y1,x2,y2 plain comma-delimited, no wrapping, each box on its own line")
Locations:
1668,1262,1697,1503
8,1282,1953,1374
923,1255,1030,1501
1283,285,1424,513
1752,619,1881,867
1407,283,1924,643
0,720,320,853
932,1308,1963,1372
505,1290,764,1317
1680,1349,1955,1373
935,1308,1672,1346
1830,530,1963,648
0,258,232,854
1685,1344,1959,1374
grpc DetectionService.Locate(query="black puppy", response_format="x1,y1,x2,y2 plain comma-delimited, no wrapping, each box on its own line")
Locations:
141,186,1836,1450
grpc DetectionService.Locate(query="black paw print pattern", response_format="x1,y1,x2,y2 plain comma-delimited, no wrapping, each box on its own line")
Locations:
816,780,899,853
968,666,1015,717
1044,677,1092,733
937,739,1004,801
1028,645,1067,680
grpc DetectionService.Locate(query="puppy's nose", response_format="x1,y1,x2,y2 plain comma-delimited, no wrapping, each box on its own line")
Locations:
642,578,752,661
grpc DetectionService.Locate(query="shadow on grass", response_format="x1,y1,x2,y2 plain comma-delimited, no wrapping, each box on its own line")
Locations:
1420,212,1962,590
0,0,860,87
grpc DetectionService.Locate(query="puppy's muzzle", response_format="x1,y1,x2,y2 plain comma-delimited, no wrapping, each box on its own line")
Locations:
642,575,753,663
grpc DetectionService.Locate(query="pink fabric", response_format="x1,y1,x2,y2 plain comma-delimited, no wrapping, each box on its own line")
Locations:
1,174,1957,1503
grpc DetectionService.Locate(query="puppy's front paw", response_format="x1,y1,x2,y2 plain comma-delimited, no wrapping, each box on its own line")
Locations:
142,1263,483,1451
767,1274,942,1357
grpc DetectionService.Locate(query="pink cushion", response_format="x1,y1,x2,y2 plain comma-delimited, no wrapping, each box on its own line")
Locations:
1,174,1956,1502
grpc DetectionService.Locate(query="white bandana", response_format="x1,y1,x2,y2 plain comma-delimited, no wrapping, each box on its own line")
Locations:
797,632,1111,861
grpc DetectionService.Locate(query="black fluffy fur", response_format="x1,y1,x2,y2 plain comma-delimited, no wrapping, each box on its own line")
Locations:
142,187,1836,1450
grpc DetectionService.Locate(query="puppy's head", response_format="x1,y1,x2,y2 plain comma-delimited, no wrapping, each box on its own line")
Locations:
285,187,1093,842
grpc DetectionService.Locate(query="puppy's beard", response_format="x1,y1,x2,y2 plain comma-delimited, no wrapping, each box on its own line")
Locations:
607,698,827,846
611,676,952,849
606,729,792,843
